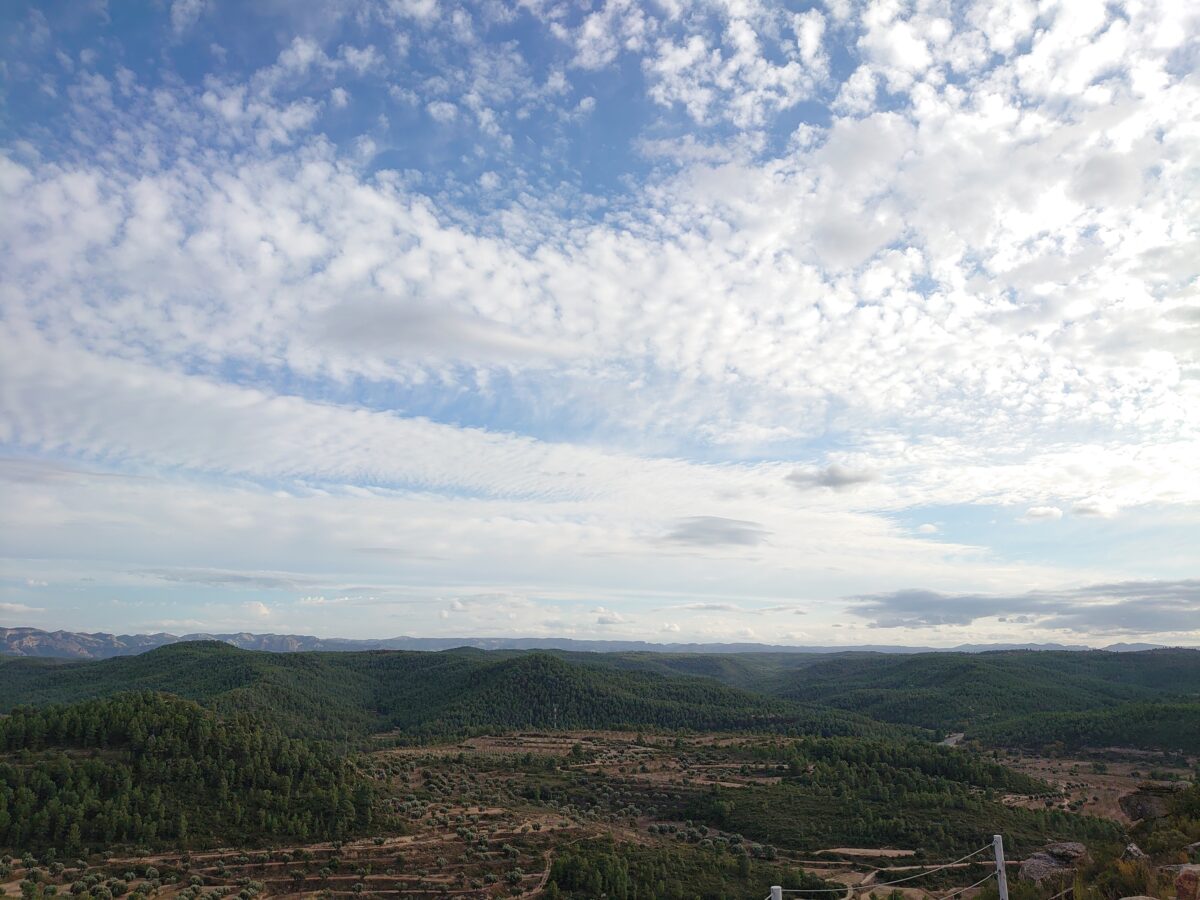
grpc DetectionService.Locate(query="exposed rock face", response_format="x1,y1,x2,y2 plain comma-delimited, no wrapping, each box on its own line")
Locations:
1123,843,1148,861
1176,865,1199,900
1020,842,1090,883
1119,784,1180,821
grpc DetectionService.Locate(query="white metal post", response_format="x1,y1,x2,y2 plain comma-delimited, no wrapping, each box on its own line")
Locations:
771,887,783,900
993,834,1009,900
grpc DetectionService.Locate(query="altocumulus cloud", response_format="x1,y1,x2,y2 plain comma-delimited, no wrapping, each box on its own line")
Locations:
0,0,1197,643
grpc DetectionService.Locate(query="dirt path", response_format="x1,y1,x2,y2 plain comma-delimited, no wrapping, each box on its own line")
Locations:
511,850,553,899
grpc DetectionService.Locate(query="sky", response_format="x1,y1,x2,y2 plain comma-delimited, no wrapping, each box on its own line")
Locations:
0,0,1197,647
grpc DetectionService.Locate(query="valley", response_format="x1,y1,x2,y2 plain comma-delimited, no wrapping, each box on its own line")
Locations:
2,645,1198,899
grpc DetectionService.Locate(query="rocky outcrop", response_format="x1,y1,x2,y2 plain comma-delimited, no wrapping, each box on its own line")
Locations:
1020,842,1090,883
1123,843,1148,861
1119,784,1182,821
1176,865,1200,900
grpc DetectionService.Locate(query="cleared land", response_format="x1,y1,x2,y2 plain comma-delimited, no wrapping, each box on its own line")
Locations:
2,731,1131,899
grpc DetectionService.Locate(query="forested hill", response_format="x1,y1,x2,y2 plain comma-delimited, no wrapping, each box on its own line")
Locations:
548,647,1200,751
0,692,369,851
3,643,1196,750
0,642,901,742
751,648,1200,732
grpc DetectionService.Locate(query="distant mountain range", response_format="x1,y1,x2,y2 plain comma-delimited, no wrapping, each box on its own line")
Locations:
0,625,1170,660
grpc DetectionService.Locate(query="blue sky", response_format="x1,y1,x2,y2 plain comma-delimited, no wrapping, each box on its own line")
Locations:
1,0,1198,645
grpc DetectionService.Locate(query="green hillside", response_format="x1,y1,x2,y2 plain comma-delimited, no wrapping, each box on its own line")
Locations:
0,642,900,742
752,649,1200,732
3,643,1195,748
0,692,369,851
974,700,1200,753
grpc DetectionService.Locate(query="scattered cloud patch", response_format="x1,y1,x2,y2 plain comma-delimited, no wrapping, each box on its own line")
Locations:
427,100,457,122
170,0,209,36
0,0,1196,644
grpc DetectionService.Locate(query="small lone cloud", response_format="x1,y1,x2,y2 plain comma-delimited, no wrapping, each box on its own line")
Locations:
1072,497,1117,518
788,464,878,491
661,622,680,633
662,516,771,547
1023,505,1063,522
592,606,626,625
242,600,272,618
916,523,939,534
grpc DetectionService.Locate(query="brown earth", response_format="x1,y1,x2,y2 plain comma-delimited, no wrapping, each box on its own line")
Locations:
1000,752,1192,823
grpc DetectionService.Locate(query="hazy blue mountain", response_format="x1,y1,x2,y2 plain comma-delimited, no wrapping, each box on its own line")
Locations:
0,625,1169,659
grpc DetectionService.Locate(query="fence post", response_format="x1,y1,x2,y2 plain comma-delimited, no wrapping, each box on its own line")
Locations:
771,887,783,900
993,834,1009,900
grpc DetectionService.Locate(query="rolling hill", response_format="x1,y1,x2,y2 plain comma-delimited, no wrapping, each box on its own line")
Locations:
0,641,902,742
757,648,1200,730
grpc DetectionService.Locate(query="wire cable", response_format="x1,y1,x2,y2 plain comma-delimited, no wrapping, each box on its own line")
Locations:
933,871,997,900
781,843,995,893
865,846,994,889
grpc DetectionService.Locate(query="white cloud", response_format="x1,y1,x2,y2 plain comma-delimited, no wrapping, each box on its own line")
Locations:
426,100,457,122
1,0,1197,644
1,602,45,614
571,0,651,70
593,606,627,625
170,0,209,36
297,595,357,607
1072,497,1117,518
243,600,273,618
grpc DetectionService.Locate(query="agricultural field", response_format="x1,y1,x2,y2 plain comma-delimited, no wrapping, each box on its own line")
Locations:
2,730,1148,899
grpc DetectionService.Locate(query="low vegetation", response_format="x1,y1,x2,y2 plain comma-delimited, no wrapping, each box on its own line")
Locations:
1,643,1196,897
